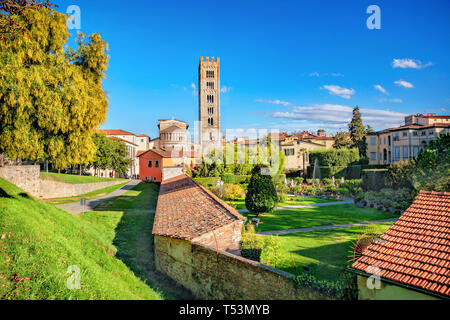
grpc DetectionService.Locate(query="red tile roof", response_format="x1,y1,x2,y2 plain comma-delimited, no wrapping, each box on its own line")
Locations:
352,191,450,298
100,129,136,136
153,175,246,241
138,147,200,159
137,134,150,138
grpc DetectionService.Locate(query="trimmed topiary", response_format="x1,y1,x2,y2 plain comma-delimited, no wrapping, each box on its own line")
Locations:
245,165,278,214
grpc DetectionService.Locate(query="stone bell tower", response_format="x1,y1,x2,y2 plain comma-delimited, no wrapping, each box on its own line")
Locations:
198,56,221,150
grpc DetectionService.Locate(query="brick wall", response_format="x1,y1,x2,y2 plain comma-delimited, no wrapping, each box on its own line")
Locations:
0,165,40,197
154,235,332,300
192,221,244,252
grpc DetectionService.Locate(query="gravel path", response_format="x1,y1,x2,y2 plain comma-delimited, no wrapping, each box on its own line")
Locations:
57,180,141,214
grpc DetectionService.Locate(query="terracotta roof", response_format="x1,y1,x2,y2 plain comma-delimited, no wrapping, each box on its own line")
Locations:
369,123,450,135
136,150,147,157
153,175,246,240
100,129,136,136
352,191,450,298
137,134,150,138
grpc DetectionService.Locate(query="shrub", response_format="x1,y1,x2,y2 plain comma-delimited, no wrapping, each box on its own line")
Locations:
342,179,362,195
305,186,316,196
386,161,413,190
222,173,236,184
240,234,264,262
245,165,278,214
293,273,348,300
322,178,332,186
294,177,304,185
361,169,388,191
240,233,280,267
222,184,245,200
310,148,360,167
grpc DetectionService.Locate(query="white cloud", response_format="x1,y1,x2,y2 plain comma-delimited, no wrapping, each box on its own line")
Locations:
374,84,389,95
191,83,198,96
321,85,355,99
390,98,403,103
256,99,291,106
221,86,232,93
271,103,406,130
309,72,320,77
392,58,433,69
394,80,414,89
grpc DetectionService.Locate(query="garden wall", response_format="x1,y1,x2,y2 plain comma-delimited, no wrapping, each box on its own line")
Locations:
39,179,126,199
0,165,40,197
154,235,333,300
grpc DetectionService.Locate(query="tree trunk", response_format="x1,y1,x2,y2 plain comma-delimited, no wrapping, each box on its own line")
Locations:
0,153,4,167
79,164,82,176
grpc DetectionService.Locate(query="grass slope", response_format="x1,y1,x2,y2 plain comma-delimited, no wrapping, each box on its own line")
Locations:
40,172,127,184
0,178,163,300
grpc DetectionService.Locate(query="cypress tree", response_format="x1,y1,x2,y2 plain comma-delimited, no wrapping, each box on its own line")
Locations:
245,165,278,215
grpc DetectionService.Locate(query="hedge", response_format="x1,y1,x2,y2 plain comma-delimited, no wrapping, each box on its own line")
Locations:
307,165,388,180
309,148,360,167
361,169,388,191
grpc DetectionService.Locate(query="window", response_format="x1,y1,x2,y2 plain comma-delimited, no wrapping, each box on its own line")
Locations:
403,132,408,137
155,160,159,168
208,107,214,114
206,70,214,78
208,117,214,126
207,95,214,103
429,131,434,136
383,137,386,145
395,147,400,161
370,137,376,146
403,146,408,159
394,133,400,141
421,131,426,136
370,152,377,161
207,81,214,89
413,146,420,157
148,160,152,168
284,149,295,156
153,177,157,181
413,131,418,136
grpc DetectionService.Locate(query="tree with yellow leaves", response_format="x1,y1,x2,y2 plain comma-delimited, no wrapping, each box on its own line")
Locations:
0,7,109,170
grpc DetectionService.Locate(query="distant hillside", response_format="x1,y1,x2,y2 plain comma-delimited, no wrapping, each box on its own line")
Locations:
0,178,163,300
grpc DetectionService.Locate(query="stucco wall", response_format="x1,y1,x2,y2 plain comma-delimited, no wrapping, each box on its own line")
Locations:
39,179,126,199
154,235,332,300
357,275,440,300
162,167,184,181
0,165,40,197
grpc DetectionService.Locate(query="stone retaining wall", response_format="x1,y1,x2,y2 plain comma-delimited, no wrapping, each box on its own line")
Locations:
154,235,332,300
0,165,40,197
39,179,126,199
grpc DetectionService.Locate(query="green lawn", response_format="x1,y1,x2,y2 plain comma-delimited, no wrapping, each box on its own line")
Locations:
227,196,342,210
243,204,397,233
40,172,127,184
275,223,394,281
0,178,163,300
45,182,129,204
90,183,194,299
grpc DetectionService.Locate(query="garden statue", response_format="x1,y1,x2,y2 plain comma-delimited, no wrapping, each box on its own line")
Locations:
216,179,224,197
331,176,335,186
341,177,345,185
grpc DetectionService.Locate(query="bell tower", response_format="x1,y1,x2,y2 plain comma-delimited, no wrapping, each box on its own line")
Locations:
198,56,220,150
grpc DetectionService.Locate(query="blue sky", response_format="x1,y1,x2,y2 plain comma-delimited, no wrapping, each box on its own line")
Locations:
57,0,450,139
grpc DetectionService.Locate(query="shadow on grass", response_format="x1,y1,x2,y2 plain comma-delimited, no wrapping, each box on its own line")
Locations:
109,183,195,300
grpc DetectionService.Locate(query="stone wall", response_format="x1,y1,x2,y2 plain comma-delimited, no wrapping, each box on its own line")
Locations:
192,221,244,252
39,179,126,199
154,235,332,300
0,165,40,197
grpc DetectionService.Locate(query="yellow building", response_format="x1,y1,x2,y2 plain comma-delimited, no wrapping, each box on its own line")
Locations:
367,114,450,165
281,140,328,172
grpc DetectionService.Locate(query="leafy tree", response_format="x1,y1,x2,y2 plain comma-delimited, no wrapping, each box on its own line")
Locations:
0,0,55,40
385,160,413,189
91,132,114,175
348,106,368,158
0,8,109,170
245,165,278,215
109,138,131,175
333,132,353,149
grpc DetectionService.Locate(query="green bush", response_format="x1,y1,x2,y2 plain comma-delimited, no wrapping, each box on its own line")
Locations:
245,165,278,214
294,177,304,185
310,148,360,167
194,177,220,187
293,273,348,300
361,169,388,191
222,173,236,184
240,233,280,267
385,161,413,190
